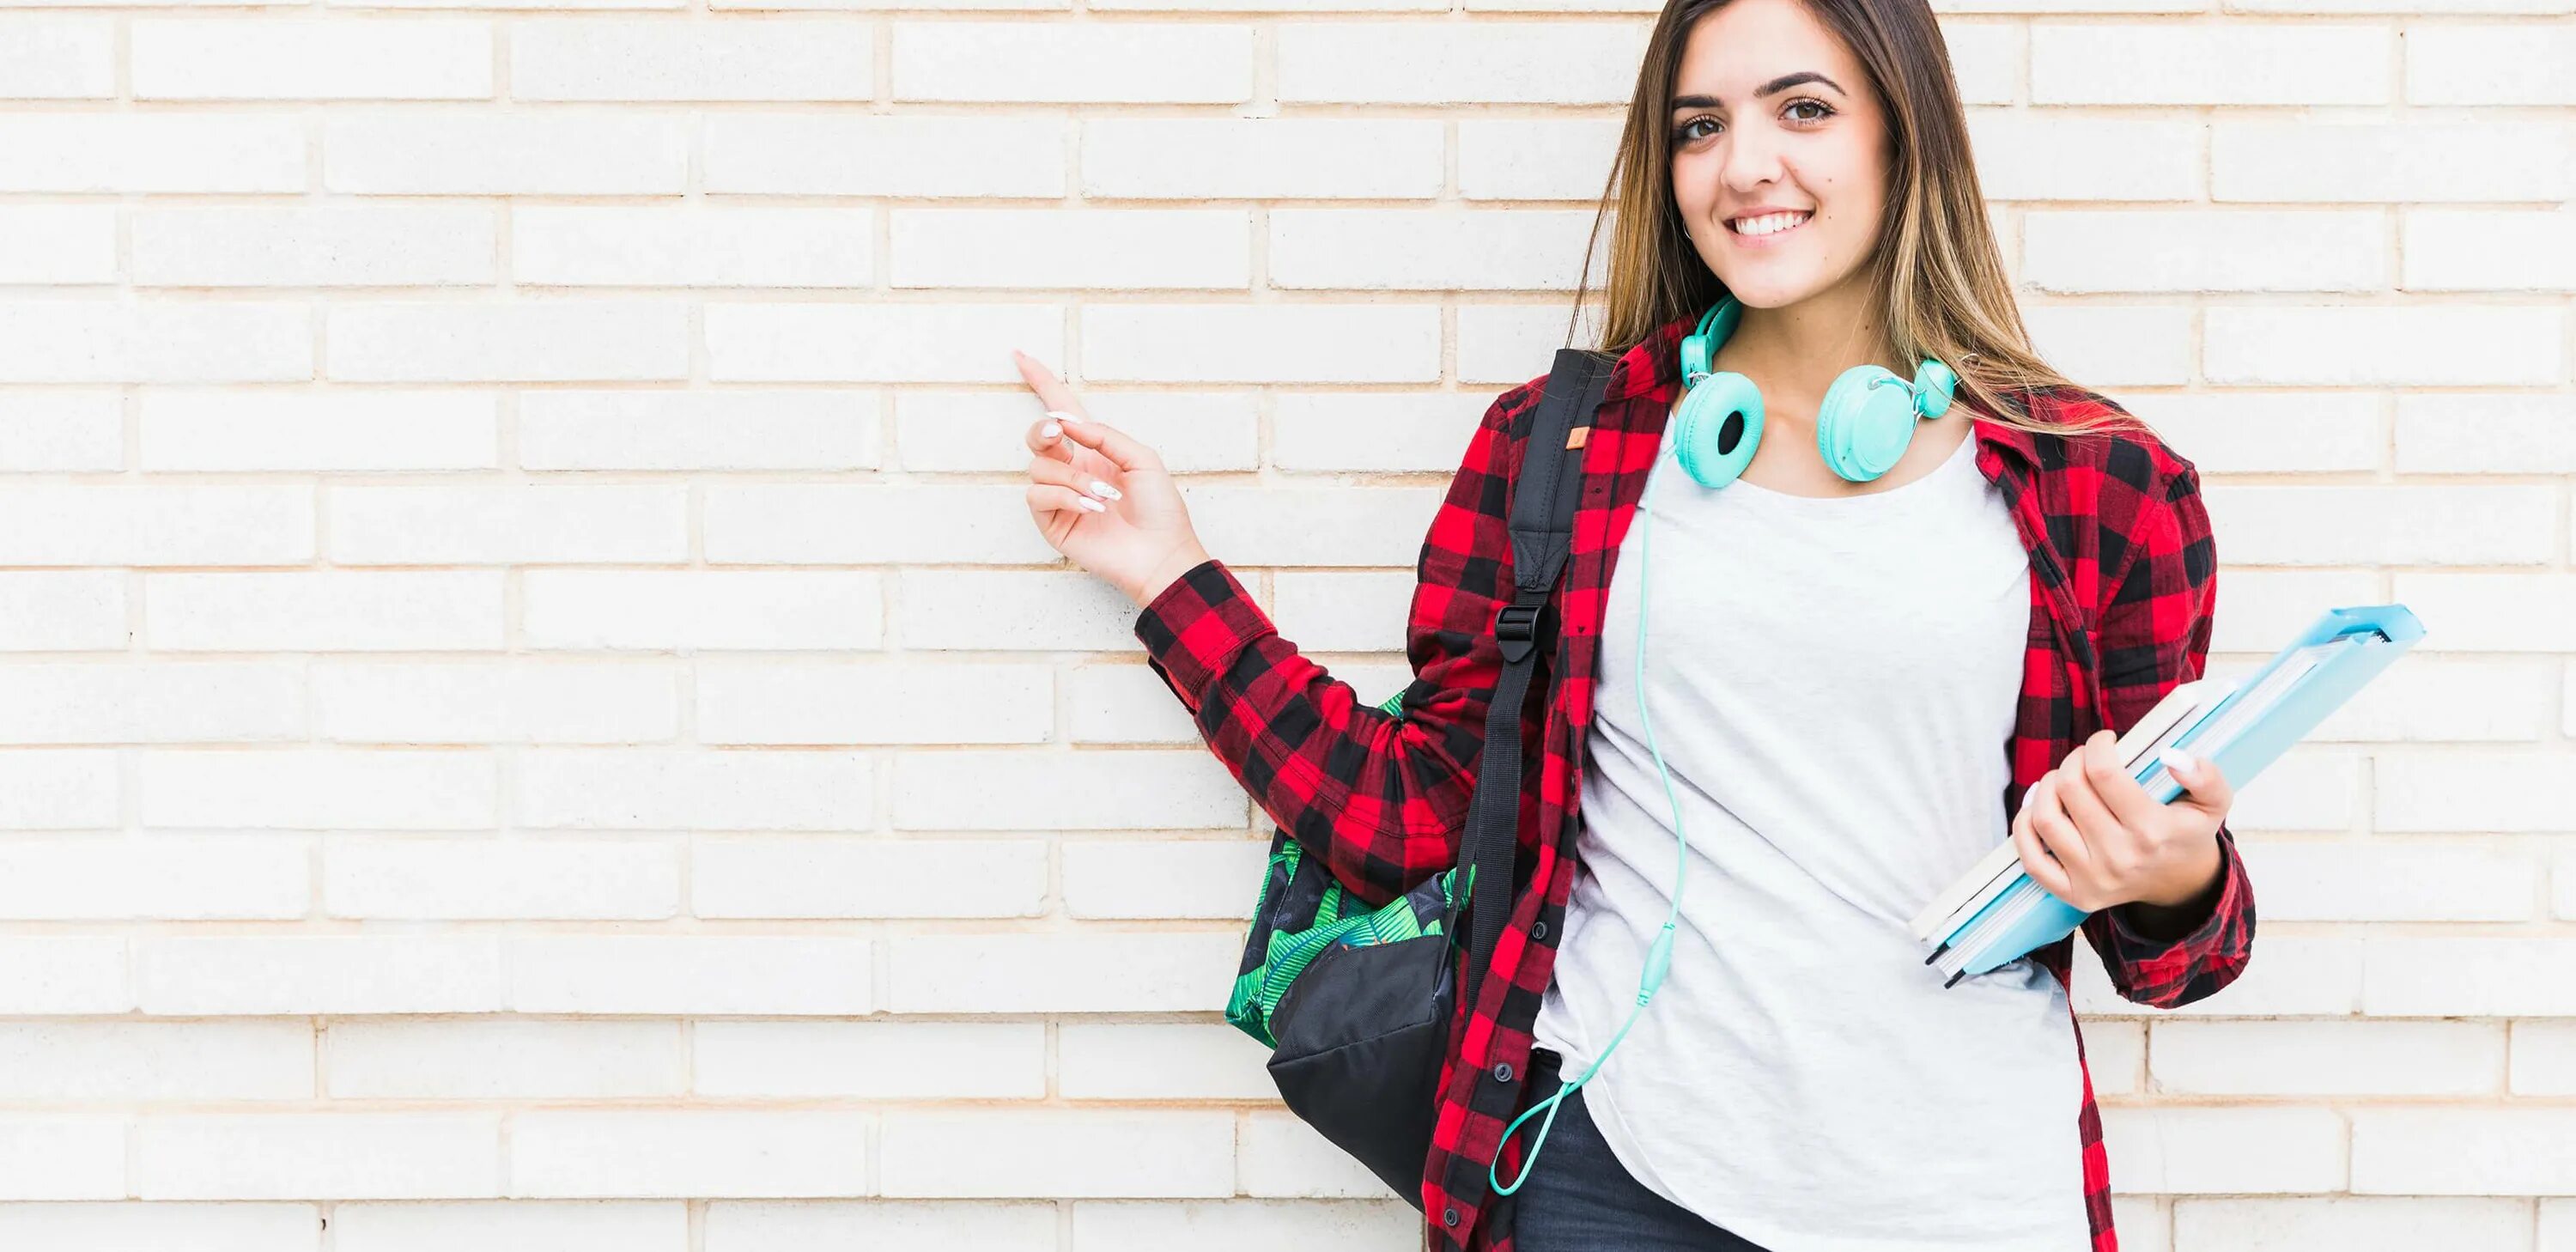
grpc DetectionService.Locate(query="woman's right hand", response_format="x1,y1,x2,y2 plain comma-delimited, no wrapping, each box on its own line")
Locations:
1014,348,1212,610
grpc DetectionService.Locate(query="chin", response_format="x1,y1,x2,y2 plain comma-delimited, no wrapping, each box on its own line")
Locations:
1716,256,1870,309
1706,277,1807,308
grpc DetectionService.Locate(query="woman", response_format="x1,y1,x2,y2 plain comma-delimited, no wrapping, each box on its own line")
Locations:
1015,0,2255,1247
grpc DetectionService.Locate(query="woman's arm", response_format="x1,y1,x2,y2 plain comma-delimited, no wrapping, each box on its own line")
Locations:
2078,459,2257,1008
1132,383,1552,908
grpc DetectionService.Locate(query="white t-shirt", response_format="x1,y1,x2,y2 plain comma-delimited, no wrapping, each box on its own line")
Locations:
1528,429,2091,1252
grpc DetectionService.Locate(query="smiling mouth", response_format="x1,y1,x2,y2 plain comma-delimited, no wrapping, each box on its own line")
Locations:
1728,210,1814,237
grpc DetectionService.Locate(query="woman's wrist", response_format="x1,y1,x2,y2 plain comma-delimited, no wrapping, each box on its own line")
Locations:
1132,543,1214,611
2114,840,2228,939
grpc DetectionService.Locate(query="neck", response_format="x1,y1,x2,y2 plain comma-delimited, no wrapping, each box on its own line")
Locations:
1712,280,1905,401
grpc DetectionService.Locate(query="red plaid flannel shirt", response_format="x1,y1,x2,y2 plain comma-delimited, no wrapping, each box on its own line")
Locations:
1134,308,2257,1252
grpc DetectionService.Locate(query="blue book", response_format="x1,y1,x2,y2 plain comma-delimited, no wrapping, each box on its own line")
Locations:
1919,604,2427,986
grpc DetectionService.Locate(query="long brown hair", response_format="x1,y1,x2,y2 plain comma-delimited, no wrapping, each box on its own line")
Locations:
1568,0,2144,441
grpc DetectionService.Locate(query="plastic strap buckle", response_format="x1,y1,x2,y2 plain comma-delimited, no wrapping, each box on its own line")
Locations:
1493,602,1542,663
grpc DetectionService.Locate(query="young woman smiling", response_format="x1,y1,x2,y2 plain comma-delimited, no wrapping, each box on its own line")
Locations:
1015,0,2255,1248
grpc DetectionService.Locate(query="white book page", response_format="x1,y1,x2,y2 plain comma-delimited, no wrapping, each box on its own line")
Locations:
2175,640,2345,757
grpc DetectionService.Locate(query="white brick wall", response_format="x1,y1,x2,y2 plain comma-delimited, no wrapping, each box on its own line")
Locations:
0,1,2562,1248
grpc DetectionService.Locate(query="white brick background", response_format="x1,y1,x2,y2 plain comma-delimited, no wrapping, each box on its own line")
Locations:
0,0,2567,1247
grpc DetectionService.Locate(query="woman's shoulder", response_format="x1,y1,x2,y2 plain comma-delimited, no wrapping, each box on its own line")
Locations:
1484,360,1592,438
2019,382,2205,502
1461,362,1597,480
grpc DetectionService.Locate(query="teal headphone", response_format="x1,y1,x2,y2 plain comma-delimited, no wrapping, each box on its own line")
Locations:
1488,295,1963,1197
1672,293,1963,490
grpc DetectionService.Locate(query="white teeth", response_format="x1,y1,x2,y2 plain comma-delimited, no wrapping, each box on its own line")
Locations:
1732,211,1811,236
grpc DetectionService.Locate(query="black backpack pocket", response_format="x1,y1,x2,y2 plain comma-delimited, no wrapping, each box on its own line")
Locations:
1265,930,1459,1205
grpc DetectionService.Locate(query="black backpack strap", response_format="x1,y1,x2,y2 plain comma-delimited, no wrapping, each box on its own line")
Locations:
1458,346,1615,1007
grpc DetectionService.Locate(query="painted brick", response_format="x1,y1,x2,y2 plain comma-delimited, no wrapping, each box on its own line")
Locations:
692,836,1048,919
890,21,1250,103
0,392,122,469
887,932,1238,1013
323,110,687,196
2029,24,2390,105
510,20,872,101
330,1201,684,1252
132,18,492,100
507,936,874,1015
519,390,880,471
693,1022,1047,1099
133,204,505,289
878,1110,1233,1198
707,115,1064,197
325,1020,685,1100
513,206,874,287
1080,119,1441,200
135,1114,501,1200
508,1110,869,1198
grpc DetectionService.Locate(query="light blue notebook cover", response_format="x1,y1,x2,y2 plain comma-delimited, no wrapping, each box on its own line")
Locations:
1934,603,2426,983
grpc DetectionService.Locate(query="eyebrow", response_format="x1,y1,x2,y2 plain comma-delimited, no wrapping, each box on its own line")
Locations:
1670,71,1845,111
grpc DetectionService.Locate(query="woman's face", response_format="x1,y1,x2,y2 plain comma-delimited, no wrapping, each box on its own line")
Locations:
1667,0,1892,311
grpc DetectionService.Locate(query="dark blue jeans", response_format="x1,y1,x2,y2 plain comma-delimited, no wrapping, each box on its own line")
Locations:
1507,1048,1771,1252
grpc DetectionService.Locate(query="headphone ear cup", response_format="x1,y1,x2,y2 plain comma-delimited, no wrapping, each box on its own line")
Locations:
1674,371,1763,489
1914,358,1958,418
1816,364,1917,482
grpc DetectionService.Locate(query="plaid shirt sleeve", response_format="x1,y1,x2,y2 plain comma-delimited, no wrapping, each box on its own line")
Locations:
2081,458,2257,1008
1132,384,1547,909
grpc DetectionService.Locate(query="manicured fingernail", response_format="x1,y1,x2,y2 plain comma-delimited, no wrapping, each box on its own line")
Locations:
2157,748,2193,774
1076,496,1106,513
1041,421,1060,438
1089,479,1121,501
1046,409,1082,424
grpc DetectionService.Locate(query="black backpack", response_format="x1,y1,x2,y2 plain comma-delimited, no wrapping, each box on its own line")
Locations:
1219,347,1614,1202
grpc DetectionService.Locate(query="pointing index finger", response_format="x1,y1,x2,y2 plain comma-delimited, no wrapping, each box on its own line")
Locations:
1009,349,1163,474
1012,349,1088,422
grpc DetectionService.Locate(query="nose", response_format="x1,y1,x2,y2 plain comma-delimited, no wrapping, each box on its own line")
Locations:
1717,127,1787,201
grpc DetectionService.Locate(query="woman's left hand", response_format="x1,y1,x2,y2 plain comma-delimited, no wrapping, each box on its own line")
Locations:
2010,728,2236,913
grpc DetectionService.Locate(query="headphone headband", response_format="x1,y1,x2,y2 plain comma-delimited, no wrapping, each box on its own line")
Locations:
1680,297,1738,387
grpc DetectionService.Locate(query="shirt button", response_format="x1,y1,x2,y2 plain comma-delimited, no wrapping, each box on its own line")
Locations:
1493,1061,1515,1083
1443,1207,1460,1227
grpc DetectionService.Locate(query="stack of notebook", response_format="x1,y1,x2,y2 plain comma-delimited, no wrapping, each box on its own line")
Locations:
1913,604,2426,987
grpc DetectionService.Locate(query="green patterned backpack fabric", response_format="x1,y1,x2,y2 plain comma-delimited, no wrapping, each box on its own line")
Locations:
1225,688,1467,1049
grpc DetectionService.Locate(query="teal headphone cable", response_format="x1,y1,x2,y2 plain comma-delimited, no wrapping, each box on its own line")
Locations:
1489,454,1690,1197
1485,296,1959,1198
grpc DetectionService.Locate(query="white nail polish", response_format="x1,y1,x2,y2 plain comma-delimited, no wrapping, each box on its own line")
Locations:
1077,496,1106,513
1047,409,1083,424
1090,479,1121,501
1042,422,1060,438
